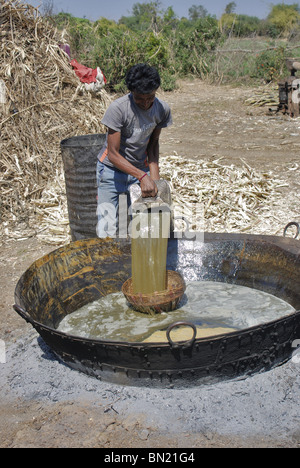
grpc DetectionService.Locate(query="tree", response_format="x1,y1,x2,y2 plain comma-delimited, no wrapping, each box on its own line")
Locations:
268,3,300,36
133,1,162,33
225,2,237,15
94,17,120,36
219,1,238,34
188,5,208,21
162,6,178,34
119,1,165,34
238,15,261,36
41,0,55,17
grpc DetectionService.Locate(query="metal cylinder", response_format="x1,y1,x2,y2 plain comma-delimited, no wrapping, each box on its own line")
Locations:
61,133,106,241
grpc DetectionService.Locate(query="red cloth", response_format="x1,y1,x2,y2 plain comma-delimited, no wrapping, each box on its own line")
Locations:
70,59,98,84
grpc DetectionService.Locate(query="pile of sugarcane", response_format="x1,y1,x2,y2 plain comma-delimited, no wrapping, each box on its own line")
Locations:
0,0,111,244
160,155,289,235
244,84,278,108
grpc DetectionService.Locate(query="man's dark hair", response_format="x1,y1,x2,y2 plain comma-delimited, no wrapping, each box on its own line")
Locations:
125,63,161,94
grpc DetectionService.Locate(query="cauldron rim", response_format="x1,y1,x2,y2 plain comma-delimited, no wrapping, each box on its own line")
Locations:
14,232,300,348
13,302,300,347
13,232,300,387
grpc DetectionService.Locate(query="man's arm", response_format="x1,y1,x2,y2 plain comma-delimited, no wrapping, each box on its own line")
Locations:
106,128,157,197
147,127,161,181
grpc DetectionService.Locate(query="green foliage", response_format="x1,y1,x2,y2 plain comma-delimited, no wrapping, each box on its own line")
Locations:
219,3,300,38
161,6,178,33
51,4,222,90
225,2,237,15
268,3,300,36
93,17,123,35
119,1,164,33
48,2,300,90
172,17,221,77
51,12,94,63
92,29,141,84
233,15,261,36
254,46,287,82
219,13,237,34
258,20,281,39
188,5,208,21
159,69,178,92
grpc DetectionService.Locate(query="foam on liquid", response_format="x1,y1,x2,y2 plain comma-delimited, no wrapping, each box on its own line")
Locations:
57,281,295,343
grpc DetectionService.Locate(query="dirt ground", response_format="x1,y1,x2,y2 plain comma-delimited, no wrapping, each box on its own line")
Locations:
1,79,300,448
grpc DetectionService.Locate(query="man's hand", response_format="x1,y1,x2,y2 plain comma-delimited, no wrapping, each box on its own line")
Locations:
140,174,158,198
106,128,159,198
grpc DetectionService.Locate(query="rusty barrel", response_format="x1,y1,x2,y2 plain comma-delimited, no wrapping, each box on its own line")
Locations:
61,134,106,241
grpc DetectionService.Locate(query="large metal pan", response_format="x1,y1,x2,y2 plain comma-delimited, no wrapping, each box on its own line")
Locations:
14,233,300,388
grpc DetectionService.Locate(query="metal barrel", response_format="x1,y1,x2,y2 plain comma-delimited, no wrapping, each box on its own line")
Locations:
60,133,106,241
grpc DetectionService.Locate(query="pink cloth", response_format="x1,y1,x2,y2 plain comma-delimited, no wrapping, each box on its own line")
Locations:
59,43,71,58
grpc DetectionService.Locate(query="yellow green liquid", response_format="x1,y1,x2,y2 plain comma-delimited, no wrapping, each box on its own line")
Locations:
57,281,295,342
131,212,170,294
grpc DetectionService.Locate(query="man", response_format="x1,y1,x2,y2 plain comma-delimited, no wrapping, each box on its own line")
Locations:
96,63,172,238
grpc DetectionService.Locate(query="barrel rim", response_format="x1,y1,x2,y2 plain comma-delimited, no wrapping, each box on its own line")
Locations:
60,133,106,148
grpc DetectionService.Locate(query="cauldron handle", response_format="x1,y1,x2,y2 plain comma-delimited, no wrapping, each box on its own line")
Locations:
13,304,35,326
166,321,197,349
283,222,300,239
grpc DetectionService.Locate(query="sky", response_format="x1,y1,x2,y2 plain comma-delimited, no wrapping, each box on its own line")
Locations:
25,0,300,22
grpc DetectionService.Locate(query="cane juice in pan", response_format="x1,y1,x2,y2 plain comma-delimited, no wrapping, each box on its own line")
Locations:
131,212,169,294
57,281,296,342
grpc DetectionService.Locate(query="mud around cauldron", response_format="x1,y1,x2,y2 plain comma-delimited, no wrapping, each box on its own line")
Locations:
122,270,186,315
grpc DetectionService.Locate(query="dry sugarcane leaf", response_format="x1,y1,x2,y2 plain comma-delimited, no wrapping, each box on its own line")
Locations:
159,154,290,236
0,0,111,245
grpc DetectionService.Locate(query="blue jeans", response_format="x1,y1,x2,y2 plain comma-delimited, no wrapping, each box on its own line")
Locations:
96,160,148,238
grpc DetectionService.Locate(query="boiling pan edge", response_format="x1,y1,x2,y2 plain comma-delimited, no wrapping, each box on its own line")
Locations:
13,232,300,387
13,232,300,349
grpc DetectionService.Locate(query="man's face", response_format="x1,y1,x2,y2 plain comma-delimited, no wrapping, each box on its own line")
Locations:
132,90,156,110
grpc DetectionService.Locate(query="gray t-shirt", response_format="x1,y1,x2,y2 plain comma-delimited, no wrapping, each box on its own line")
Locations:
98,93,172,169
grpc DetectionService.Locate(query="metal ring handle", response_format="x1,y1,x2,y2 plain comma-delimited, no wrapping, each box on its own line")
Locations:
166,321,197,348
283,222,300,239
13,304,35,326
